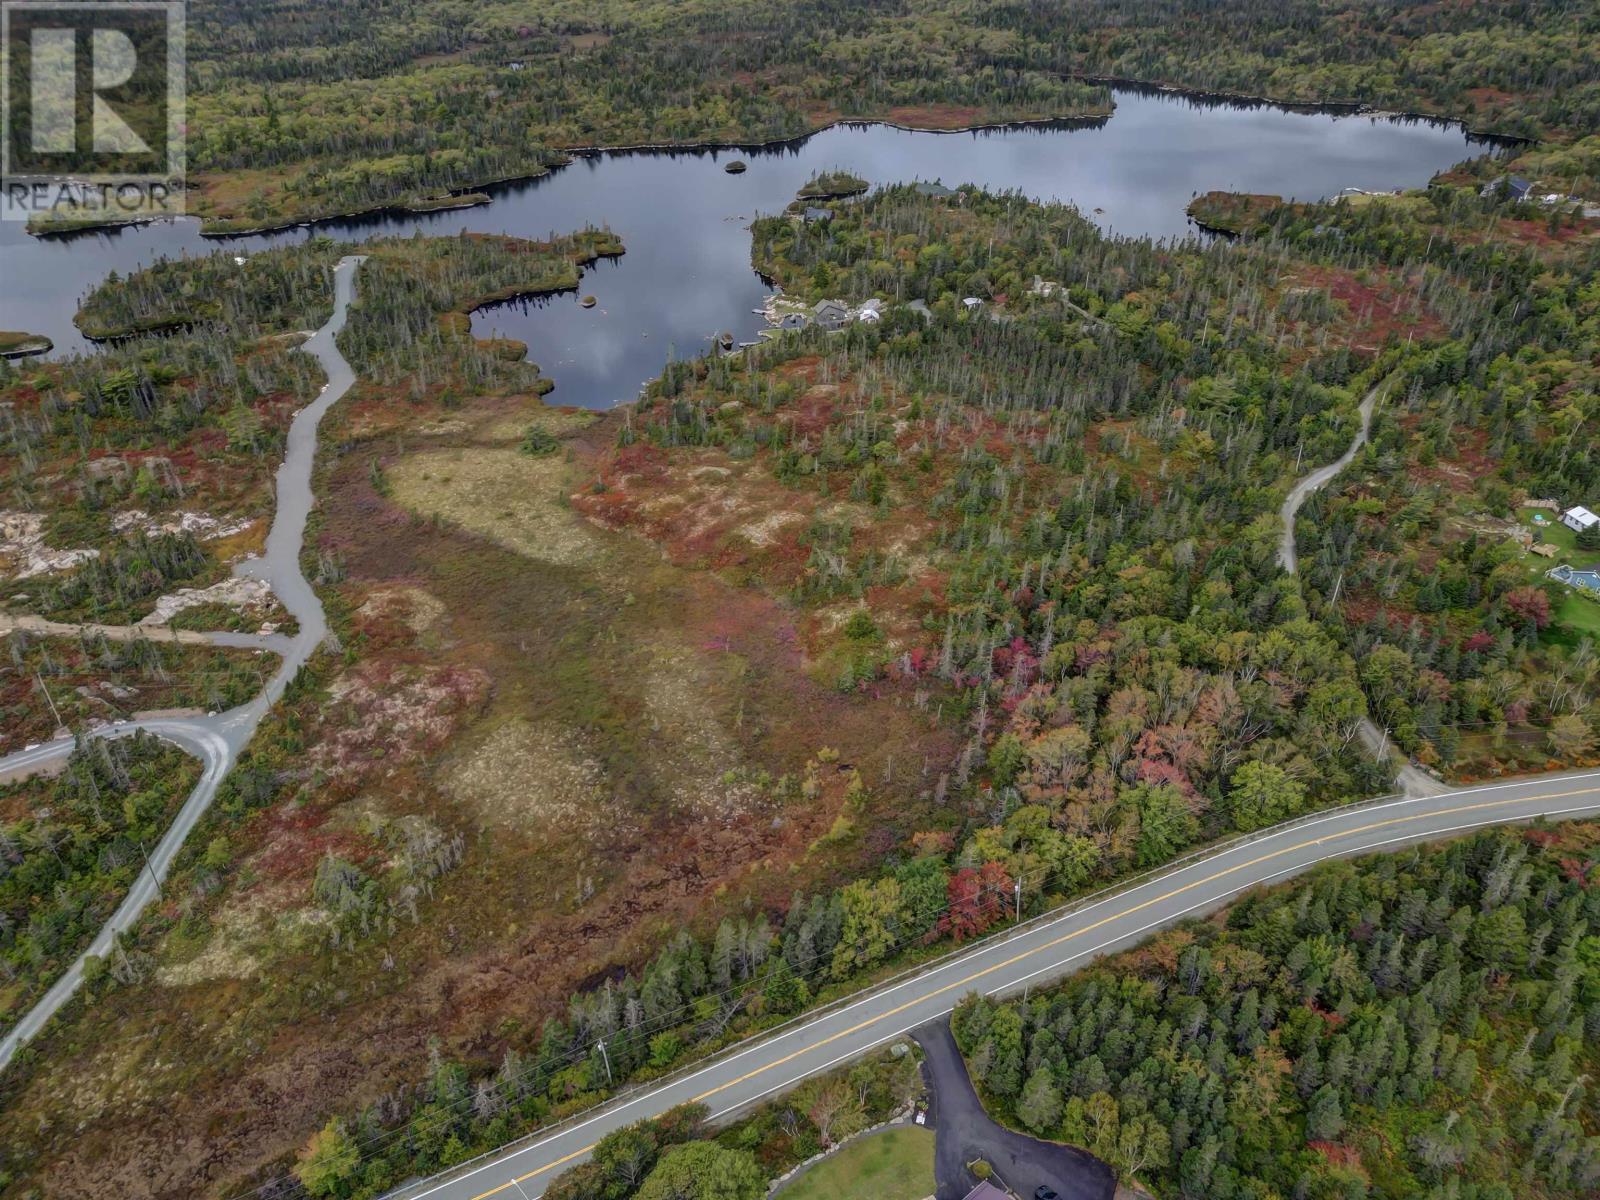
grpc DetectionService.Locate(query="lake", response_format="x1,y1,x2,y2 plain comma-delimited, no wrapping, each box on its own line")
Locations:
0,86,1505,407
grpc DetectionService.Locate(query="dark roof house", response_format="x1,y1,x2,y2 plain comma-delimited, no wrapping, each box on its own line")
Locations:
812,299,849,329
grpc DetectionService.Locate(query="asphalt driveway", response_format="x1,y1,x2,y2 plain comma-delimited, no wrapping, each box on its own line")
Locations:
915,1020,1114,1200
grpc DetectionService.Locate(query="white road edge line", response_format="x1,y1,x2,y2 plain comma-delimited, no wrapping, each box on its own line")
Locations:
399,779,1600,1199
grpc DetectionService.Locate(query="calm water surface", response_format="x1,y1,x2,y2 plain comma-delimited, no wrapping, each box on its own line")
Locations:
0,88,1502,407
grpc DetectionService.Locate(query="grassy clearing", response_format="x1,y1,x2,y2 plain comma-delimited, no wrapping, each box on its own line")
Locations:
1555,589,1600,636
777,1127,936,1200
386,447,606,568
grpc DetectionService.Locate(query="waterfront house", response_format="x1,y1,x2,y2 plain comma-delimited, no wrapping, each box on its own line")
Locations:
813,299,849,330
802,206,833,223
778,312,809,330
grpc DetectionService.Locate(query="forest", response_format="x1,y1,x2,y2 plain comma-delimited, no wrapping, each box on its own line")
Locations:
3,109,1599,1200
954,820,1600,1198
51,171,1585,1200
0,735,200,1039
59,0,1590,230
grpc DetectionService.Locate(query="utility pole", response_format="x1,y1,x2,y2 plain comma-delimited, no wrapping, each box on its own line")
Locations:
596,1039,613,1086
34,671,64,735
138,838,164,899
1014,877,1022,922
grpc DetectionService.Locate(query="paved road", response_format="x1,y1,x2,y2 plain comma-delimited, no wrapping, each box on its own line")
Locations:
0,257,365,1072
916,1020,1113,1200
391,767,1600,1200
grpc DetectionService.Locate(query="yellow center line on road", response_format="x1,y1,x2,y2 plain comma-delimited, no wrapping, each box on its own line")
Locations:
467,782,1600,1200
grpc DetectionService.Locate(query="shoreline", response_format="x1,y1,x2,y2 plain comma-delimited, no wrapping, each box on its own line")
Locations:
20,74,1524,243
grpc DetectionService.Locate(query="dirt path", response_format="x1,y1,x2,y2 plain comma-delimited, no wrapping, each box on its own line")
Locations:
1277,385,1444,798
0,611,290,653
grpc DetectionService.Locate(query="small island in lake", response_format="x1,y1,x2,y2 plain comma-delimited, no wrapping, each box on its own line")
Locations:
0,330,52,358
796,169,869,200
1186,190,1282,235
724,160,748,174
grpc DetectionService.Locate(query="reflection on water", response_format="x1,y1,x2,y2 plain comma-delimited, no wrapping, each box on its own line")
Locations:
0,88,1503,407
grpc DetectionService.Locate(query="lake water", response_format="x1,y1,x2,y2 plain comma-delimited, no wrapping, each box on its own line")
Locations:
0,87,1504,407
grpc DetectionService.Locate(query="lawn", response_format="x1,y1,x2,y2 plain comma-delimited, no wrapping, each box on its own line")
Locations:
1518,506,1580,553
1555,589,1600,637
778,1127,937,1200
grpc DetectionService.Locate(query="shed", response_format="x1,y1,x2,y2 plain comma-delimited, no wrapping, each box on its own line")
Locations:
962,296,984,311
1562,505,1599,534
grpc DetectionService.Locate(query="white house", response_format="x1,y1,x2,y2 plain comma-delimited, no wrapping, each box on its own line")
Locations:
856,298,882,323
1562,505,1599,534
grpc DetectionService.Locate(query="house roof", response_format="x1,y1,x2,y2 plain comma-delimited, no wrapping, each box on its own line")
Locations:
961,1184,1011,1200
813,298,847,315
802,206,833,221
913,181,955,198
1564,505,1599,526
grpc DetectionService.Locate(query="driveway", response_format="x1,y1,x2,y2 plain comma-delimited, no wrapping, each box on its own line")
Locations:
915,1020,1114,1200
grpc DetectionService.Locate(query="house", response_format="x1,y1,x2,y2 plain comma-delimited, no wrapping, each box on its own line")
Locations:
777,312,808,330
1550,564,1600,595
913,181,955,199
812,299,849,330
802,206,833,223
1506,176,1536,201
1029,275,1060,298
962,296,984,312
856,298,883,323
961,1184,1010,1200
1561,505,1599,534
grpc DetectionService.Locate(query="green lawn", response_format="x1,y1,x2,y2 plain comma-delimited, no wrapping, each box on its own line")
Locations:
1555,589,1600,637
778,1127,937,1200
1518,507,1581,553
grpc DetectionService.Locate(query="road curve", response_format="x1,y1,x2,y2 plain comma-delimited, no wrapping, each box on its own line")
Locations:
0,257,365,1072
390,767,1600,1200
